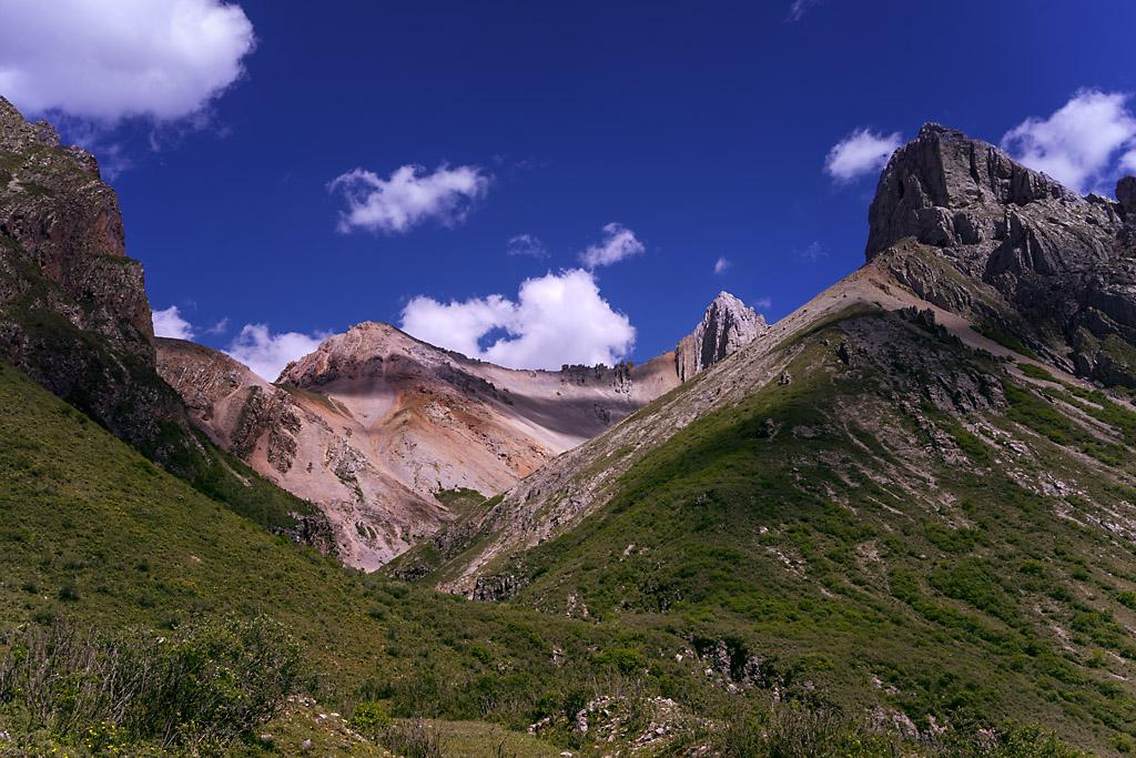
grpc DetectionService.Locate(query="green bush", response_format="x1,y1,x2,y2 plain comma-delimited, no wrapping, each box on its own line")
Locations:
0,614,300,751
349,700,393,734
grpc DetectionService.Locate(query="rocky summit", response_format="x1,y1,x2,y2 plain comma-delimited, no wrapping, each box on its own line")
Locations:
0,96,187,456
867,122,1136,386
0,97,331,548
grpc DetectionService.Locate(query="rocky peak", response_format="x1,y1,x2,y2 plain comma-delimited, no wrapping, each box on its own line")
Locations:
865,121,1087,266
0,97,58,151
279,321,431,387
864,122,1136,388
675,291,766,382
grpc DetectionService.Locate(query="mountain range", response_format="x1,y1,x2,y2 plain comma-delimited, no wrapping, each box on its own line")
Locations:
156,290,761,568
5,94,1136,755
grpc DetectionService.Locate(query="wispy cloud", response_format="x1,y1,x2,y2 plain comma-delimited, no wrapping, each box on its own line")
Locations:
786,0,821,22
713,256,731,274
506,234,548,258
579,223,645,269
330,164,490,235
1002,89,1136,194
825,128,902,182
754,297,773,311
799,241,827,262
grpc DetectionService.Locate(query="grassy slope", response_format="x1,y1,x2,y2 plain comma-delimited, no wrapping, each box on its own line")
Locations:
0,359,704,753
2,307,1128,753
468,312,1136,754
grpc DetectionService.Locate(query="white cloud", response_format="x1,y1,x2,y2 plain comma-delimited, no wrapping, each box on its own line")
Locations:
330,164,490,235
205,317,230,335
152,306,194,340
0,0,255,123
579,223,645,268
1002,90,1136,193
506,234,547,258
825,128,902,182
1124,149,1136,173
401,269,635,370
754,297,772,311
225,324,328,382
786,0,820,21
713,256,731,274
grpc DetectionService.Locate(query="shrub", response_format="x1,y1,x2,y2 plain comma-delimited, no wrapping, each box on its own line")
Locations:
349,700,392,734
0,614,300,751
380,719,445,758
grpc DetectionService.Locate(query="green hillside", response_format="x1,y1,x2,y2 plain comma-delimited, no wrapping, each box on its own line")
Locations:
0,359,593,754
409,308,1136,755
0,357,885,756
0,338,1085,756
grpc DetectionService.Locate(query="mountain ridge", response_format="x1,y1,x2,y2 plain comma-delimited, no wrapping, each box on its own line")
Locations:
158,295,759,568
394,119,1136,618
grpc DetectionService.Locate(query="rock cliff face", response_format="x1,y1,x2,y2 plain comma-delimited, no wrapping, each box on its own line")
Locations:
867,122,1136,385
675,291,766,381
0,96,187,457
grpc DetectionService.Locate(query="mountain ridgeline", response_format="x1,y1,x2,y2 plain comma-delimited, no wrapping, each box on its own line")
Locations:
6,90,1136,755
156,294,763,568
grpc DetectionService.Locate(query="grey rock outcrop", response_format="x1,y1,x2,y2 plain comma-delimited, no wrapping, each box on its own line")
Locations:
675,291,767,381
866,122,1136,386
0,96,192,458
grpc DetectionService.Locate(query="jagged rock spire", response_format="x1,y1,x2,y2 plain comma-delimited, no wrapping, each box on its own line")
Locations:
675,291,766,382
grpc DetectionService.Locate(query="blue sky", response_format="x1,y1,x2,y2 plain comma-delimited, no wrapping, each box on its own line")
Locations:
3,0,1136,378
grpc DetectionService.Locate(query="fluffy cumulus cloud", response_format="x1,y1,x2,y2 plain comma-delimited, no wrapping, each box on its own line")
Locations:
225,324,328,382
0,0,255,122
330,164,490,235
401,269,635,370
152,305,194,340
579,223,645,269
713,256,731,274
1002,90,1136,194
824,128,902,182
